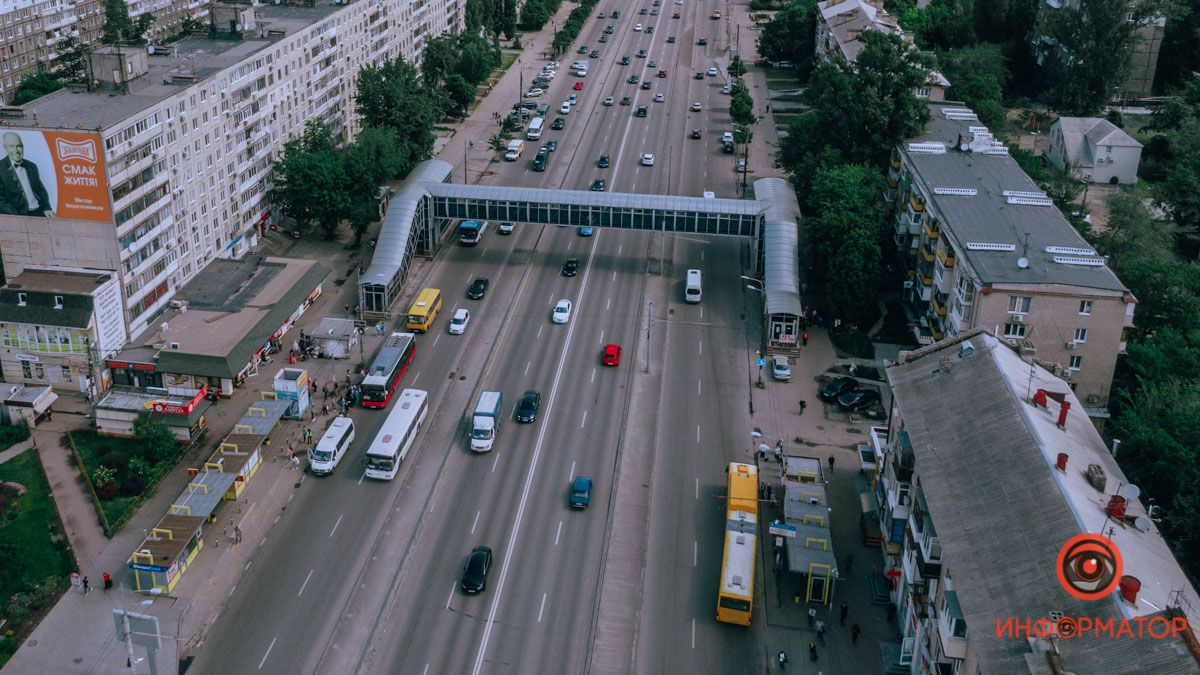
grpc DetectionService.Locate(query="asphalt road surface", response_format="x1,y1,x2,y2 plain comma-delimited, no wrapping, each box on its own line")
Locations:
191,0,766,672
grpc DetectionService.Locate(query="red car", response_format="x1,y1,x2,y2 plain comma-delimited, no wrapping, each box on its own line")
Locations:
602,343,622,366
574,81,585,90
657,70,668,78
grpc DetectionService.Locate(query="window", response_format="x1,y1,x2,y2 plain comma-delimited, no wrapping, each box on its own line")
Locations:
1003,323,1027,339
1079,300,1092,315
915,86,929,99
53,295,63,309
61,365,70,378
21,361,31,379
1008,296,1031,314
1073,328,1087,343
34,363,43,379
1069,355,1082,370
17,292,26,306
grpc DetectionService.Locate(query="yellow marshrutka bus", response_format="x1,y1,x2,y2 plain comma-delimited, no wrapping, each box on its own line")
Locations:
717,462,758,626
405,288,442,332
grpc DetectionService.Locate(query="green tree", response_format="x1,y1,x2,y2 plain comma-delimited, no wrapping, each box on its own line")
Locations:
757,0,819,80
729,55,747,78
730,79,755,127
271,122,350,239
807,164,886,325
10,74,64,105
1152,0,1200,94
802,31,932,166
1035,0,1148,114
342,127,405,246
520,0,550,30
778,112,845,201
55,36,91,81
938,42,1008,129
443,73,476,117
899,0,976,51
132,413,179,464
355,58,440,175
421,35,457,88
456,34,498,85
100,0,135,44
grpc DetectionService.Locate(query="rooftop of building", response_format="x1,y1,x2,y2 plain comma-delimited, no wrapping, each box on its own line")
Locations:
902,103,1129,292
1054,117,1143,166
7,3,345,131
886,328,1200,672
117,255,329,379
817,0,900,61
6,268,113,294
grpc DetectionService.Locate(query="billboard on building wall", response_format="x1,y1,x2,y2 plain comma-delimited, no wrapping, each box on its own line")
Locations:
0,130,111,222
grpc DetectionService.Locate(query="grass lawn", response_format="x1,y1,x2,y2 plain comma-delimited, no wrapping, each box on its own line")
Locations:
773,113,802,128
498,49,520,74
67,431,155,532
765,77,799,91
1121,114,1156,144
0,448,74,602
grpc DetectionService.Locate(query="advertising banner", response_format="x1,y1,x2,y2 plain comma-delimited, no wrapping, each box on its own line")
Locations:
0,130,111,222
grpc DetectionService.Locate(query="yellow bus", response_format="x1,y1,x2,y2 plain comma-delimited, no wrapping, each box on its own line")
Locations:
717,462,758,626
405,288,442,332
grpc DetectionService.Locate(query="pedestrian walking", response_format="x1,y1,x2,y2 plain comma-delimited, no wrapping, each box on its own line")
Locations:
777,650,788,671
886,601,897,622
828,455,836,473
102,572,112,591
845,551,855,573
809,642,818,662
807,606,816,628
802,331,810,346
309,409,316,422
235,526,242,543
840,601,849,626
345,371,352,385
816,619,826,645
291,455,300,471
799,400,807,415
82,576,89,595
851,623,862,645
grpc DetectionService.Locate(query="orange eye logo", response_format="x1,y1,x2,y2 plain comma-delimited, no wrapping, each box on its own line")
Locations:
1056,534,1122,601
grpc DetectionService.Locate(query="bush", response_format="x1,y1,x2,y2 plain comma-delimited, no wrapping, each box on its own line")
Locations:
97,452,129,472
97,480,118,500
0,422,30,450
118,473,147,497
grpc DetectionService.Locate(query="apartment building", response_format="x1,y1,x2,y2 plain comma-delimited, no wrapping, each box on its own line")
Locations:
814,0,948,101
872,329,1200,674
0,0,461,340
0,0,104,105
886,102,1135,419
1037,0,1166,100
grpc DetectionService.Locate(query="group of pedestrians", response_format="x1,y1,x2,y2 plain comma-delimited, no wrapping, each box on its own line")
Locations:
787,599,864,668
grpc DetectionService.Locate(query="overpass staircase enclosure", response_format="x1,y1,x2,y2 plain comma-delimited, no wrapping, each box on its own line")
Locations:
357,161,804,348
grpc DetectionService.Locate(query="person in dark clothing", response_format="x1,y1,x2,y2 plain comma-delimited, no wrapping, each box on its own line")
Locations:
851,622,862,645
840,601,849,626
102,572,112,591
808,642,817,662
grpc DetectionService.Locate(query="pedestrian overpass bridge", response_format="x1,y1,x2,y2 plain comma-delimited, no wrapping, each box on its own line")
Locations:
360,160,805,349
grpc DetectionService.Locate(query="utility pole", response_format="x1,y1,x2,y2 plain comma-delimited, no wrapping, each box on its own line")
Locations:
645,302,653,373
742,134,750,195
659,219,667,275
666,145,673,195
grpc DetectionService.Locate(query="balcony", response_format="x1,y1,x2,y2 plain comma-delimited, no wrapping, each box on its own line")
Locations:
923,219,939,240
936,246,955,268
930,294,947,317
909,195,925,212
921,245,935,264
929,323,943,340
938,591,968,660
891,156,901,170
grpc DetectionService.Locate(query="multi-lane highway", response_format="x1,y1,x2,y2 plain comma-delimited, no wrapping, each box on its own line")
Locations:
191,1,768,672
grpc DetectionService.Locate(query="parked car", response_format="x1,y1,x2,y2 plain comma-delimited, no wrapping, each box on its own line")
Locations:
569,476,593,508
819,376,859,401
736,159,746,173
460,546,493,594
690,128,702,139
467,278,489,300
515,390,541,422
721,83,732,94
562,258,580,276
605,25,614,34
838,389,881,412
525,88,544,97
602,343,622,366
771,355,791,381
574,80,585,90
691,101,702,111
448,308,470,335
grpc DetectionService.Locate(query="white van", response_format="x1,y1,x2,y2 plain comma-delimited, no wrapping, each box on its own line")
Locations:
309,416,355,475
685,269,702,303
526,116,545,140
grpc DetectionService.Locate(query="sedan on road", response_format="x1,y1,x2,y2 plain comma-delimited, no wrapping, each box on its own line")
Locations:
448,308,470,335
654,92,665,102
694,72,705,80
819,376,859,402
648,59,657,68
561,258,580,276
578,226,594,236
620,55,631,65
551,116,566,129
590,179,607,191
603,96,614,106
460,546,493,594
552,299,573,324
697,37,707,45
708,67,718,76
546,139,558,152
667,36,675,43
579,45,589,54
641,153,655,166
602,343,622,366
691,101,702,111
574,80,585,90
515,390,541,423
628,74,639,84
597,154,610,167
636,49,648,58
467,277,489,300
771,355,791,381
569,476,593,509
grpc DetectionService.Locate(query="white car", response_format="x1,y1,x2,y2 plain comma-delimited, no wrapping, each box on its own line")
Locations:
560,102,572,114
498,222,515,234
722,131,734,144
641,153,655,166
654,92,665,102
721,84,731,94
691,101,702,111
449,308,470,335
546,61,559,69
708,67,718,77
604,96,614,106
526,88,544,97
634,23,643,31
552,299,573,324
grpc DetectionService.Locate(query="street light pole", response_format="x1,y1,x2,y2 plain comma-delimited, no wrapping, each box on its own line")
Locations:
646,302,653,373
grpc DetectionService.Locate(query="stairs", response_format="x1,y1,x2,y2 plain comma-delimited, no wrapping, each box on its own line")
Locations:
867,573,892,606
877,641,910,675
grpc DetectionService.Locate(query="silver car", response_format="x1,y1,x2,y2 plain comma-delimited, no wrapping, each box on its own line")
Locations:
771,355,791,381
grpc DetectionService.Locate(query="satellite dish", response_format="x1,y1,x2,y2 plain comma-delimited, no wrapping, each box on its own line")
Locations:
1133,516,1152,532
1119,484,1141,500
1017,257,1030,269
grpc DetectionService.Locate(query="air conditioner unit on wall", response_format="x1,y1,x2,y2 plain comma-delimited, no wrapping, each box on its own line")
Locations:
1065,341,1076,350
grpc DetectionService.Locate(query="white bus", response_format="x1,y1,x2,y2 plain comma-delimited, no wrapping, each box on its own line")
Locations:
364,389,429,480
310,416,355,475
685,269,703,304
526,116,545,140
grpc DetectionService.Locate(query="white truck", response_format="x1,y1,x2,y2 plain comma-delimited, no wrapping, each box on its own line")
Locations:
504,139,525,161
471,391,503,452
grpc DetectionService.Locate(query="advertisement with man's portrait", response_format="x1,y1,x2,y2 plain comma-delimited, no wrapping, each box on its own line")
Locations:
0,130,112,222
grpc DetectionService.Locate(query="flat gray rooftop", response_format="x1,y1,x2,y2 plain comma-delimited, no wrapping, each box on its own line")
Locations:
7,269,112,294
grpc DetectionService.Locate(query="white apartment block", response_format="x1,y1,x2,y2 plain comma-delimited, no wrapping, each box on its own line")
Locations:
0,0,104,104
886,103,1135,419
0,0,461,339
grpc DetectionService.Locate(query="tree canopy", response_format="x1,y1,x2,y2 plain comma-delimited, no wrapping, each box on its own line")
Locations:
806,164,887,326
356,58,440,175
1035,0,1146,114
756,0,819,80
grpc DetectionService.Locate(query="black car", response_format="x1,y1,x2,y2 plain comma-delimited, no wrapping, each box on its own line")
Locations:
666,36,675,43
551,116,566,130
636,49,648,58
620,55,630,65
639,7,647,14
578,45,589,54
460,546,493,594
467,278,489,299
819,376,859,402
562,257,580,276
516,390,541,422
645,25,654,34
628,74,639,84
694,72,705,80
590,49,600,58
590,179,606,191
640,80,652,90
697,37,707,45
837,389,881,412
605,25,615,34
597,154,611,168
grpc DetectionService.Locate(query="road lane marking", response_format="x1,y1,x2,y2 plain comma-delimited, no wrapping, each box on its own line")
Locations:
611,270,617,281
698,339,702,355
446,583,456,609
569,460,576,480
606,298,612,310
696,425,701,443
491,454,500,472
694,541,698,567
695,478,699,499
618,243,623,255
422,664,430,675
538,593,548,622
411,371,422,385
600,329,605,342
466,272,473,281
257,637,277,670
471,510,481,534
525,360,532,375
698,379,702,396
591,368,596,384
329,514,343,538
432,335,440,349
298,569,314,596
691,619,696,649
555,521,563,546
581,410,588,428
